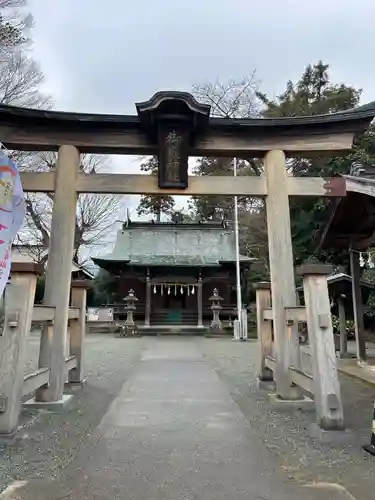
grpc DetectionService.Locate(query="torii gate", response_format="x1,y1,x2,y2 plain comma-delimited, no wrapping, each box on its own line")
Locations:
1,91,375,409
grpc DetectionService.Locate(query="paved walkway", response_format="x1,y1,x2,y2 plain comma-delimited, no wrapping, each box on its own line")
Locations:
2,336,373,499
4,338,333,500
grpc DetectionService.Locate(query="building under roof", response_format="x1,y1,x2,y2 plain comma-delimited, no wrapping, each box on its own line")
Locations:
319,167,375,361
92,220,253,330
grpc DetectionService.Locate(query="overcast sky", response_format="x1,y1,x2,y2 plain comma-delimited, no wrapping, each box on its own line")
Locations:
26,0,375,230
28,0,375,110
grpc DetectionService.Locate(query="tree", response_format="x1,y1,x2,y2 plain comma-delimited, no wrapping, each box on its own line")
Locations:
190,65,371,289
257,61,364,265
90,269,120,305
192,73,261,118
190,76,268,303
0,1,123,267
17,153,123,266
190,78,265,225
0,0,32,51
0,2,46,108
190,75,263,220
190,157,261,222
136,156,175,221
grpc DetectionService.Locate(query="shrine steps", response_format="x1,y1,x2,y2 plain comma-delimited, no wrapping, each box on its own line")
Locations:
139,326,208,336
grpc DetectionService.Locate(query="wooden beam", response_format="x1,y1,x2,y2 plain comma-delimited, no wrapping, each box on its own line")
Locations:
289,367,314,395
265,355,277,371
254,283,273,382
299,264,344,430
264,356,314,395
263,308,273,321
22,368,50,397
263,306,306,323
64,355,77,374
0,125,153,155
0,270,37,436
346,176,375,197
69,285,87,384
338,295,348,358
287,177,346,197
68,308,80,320
197,131,355,156
0,124,354,155
285,306,307,323
32,305,55,322
20,172,346,197
350,249,367,362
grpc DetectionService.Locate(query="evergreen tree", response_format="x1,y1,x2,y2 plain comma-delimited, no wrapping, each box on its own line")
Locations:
136,156,175,221
257,61,368,265
190,64,375,277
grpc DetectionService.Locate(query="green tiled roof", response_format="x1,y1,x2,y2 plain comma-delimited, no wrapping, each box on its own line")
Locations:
92,222,254,268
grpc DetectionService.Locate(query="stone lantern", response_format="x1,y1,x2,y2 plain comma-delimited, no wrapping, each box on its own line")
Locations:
209,288,223,331
120,289,139,337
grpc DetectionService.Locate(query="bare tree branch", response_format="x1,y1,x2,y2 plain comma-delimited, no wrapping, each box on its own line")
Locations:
192,73,261,119
19,152,124,265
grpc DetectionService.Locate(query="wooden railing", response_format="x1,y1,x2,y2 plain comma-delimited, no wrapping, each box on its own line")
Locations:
0,264,89,437
254,264,345,431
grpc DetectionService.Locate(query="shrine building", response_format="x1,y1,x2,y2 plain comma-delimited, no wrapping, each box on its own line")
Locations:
92,218,252,332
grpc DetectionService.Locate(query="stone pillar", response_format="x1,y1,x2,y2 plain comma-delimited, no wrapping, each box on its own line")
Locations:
298,264,344,430
350,249,366,362
338,295,348,358
264,150,302,400
0,263,41,439
36,145,80,402
68,280,88,384
254,282,273,382
145,270,151,327
197,277,203,328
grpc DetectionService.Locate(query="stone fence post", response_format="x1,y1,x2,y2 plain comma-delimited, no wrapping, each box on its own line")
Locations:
298,264,344,430
0,263,42,440
68,280,89,385
254,282,273,382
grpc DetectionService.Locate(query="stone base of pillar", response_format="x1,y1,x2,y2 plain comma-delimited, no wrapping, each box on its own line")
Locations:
23,394,74,411
117,324,141,337
339,351,355,359
309,423,353,444
64,379,87,389
0,430,17,444
268,393,315,411
257,379,275,391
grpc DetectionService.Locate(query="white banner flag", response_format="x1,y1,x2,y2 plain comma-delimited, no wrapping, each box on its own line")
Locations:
0,150,25,294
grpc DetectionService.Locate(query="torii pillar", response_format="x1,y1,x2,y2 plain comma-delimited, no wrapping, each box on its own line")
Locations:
264,151,302,400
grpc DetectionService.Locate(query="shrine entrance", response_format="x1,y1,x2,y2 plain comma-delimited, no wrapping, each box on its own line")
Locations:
1,89,375,435
151,280,193,326
164,289,186,313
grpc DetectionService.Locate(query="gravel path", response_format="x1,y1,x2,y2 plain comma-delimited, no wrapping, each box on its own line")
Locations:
0,333,146,492
200,338,375,500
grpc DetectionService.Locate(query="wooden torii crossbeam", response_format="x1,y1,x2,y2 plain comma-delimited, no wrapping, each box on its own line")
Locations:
19,170,345,197
2,91,375,411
